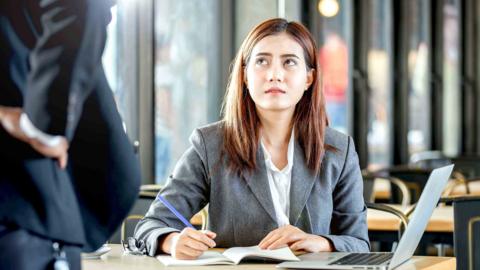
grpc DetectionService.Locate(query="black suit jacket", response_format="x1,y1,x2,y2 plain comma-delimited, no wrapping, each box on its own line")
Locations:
0,0,140,251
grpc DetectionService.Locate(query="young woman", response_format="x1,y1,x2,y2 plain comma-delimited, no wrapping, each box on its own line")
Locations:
135,18,369,259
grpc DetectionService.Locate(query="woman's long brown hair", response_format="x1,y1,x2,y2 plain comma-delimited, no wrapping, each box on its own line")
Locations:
221,18,330,177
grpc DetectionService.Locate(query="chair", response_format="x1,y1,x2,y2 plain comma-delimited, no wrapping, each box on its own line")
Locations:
110,188,208,243
363,171,412,207
364,169,455,256
409,152,480,195
365,201,409,252
370,165,433,204
440,195,480,270
409,151,451,169
450,155,480,179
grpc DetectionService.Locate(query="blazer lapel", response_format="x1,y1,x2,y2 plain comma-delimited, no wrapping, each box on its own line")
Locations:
243,147,278,224
289,141,317,225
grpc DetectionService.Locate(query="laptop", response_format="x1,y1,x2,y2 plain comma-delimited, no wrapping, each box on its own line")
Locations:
277,164,454,270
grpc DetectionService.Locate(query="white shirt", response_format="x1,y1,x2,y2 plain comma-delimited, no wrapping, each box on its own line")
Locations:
260,130,294,227
19,113,62,147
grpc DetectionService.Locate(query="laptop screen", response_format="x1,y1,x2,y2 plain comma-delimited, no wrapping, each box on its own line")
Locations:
389,165,454,269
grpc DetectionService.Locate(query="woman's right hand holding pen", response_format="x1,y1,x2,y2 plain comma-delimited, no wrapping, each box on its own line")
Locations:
160,228,217,259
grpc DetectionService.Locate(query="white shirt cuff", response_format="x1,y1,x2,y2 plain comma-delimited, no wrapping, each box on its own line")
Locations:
20,113,62,147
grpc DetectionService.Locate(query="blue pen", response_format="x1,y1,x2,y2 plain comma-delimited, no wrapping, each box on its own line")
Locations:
156,194,194,228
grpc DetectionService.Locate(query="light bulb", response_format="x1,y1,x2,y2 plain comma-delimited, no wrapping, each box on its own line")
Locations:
318,0,340,18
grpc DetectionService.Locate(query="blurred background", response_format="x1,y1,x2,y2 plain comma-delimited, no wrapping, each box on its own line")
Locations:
101,0,480,185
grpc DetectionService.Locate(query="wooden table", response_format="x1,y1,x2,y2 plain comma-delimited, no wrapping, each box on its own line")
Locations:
367,205,454,232
82,244,455,270
450,180,480,195
196,204,454,234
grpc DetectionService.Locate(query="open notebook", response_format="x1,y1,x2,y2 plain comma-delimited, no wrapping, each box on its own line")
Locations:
157,245,299,266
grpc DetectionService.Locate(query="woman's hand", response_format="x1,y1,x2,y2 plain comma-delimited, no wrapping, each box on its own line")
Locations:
160,228,217,260
258,225,334,252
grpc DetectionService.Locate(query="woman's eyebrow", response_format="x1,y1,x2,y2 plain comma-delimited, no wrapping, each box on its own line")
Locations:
281,54,300,59
254,52,300,59
254,52,272,57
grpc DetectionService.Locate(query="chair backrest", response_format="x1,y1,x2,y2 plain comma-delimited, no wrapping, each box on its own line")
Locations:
362,174,376,203
109,191,158,243
442,195,480,270
411,152,480,180
109,189,209,243
372,166,431,204
365,202,409,243
363,173,411,207
451,156,480,179
409,151,451,169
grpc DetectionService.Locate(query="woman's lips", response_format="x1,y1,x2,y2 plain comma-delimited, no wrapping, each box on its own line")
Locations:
265,87,286,94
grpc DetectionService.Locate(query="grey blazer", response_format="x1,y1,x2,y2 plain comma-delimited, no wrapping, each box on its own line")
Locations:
135,122,369,256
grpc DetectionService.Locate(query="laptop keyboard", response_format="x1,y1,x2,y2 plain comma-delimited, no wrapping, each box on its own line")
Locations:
329,253,393,266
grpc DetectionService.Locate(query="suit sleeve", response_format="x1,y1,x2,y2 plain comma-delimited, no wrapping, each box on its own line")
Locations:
23,0,113,138
322,136,370,252
134,129,211,256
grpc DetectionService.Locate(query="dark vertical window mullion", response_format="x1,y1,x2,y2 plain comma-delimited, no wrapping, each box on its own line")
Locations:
430,0,444,151
352,1,369,168
301,0,311,32
218,0,235,121
477,0,480,154
461,0,477,154
305,0,320,46
392,0,409,164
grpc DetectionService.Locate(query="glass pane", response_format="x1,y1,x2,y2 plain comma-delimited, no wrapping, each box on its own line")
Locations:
367,0,393,169
102,2,138,140
154,0,221,184
442,1,461,156
407,0,431,155
235,0,276,49
103,6,118,101
317,0,352,135
235,0,301,50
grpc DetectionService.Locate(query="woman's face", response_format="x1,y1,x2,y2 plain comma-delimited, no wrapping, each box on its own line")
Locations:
245,32,313,114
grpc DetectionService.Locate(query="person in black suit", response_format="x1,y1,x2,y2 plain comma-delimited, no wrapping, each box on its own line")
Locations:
0,0,141,269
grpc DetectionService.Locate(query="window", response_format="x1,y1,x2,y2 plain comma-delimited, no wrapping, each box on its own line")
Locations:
103,2,138,142
407,0,431,156
314,0,353,135
235,0,301,50
367,0,393,168
442,0,461,156
154,0,222,183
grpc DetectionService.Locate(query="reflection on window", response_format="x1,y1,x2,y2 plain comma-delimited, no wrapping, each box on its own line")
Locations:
442,2,461,156
317,0,352,135
154,0,220,184
102,2,137,139
103,6,117,97
367,0,392,169
407,0,431,156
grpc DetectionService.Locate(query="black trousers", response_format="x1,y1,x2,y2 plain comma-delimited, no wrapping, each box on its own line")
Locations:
0,224,81,270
